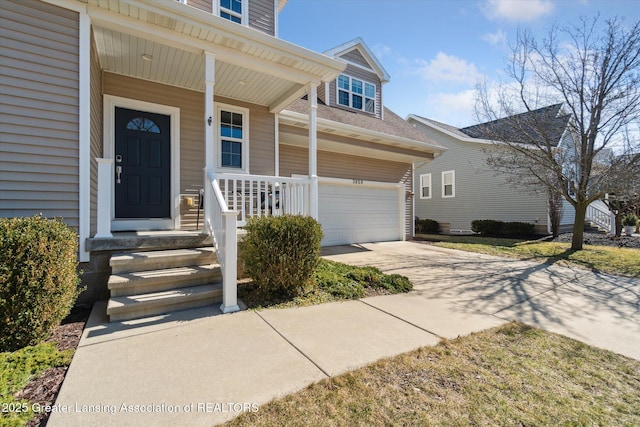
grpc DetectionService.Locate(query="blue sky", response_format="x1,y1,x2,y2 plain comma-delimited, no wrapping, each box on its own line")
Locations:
280,0,640,128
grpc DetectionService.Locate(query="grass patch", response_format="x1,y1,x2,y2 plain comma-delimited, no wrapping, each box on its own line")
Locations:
1,343,73,426
418,234,640,278
239,258,412,309
225,322,640,426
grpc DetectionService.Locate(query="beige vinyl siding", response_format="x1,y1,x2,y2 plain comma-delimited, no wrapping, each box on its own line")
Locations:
328,63,382,119
317,83,327,105
280,144,413,238
0,0,79,225
412,122,550,233
249,0,276,36
341,49,372,69
188,0,213,14
103,73,275,229
182,0,275,35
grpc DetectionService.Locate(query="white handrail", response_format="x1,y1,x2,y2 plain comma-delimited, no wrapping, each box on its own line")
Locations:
216,173,311,225
586,202,613,233
205,169,239,314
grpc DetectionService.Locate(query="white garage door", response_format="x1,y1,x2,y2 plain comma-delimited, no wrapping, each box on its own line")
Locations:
318,178,403,246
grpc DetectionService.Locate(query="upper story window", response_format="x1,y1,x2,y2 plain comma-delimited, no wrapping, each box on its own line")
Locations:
220,0,242,24
337,74,376,114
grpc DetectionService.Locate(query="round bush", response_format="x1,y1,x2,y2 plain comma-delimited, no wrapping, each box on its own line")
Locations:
241,215,323,299
0,216,82,352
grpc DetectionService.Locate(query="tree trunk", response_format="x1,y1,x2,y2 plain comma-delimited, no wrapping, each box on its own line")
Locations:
615,214,623,237
571,202,588,250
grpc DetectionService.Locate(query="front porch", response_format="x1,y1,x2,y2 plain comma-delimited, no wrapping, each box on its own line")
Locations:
83,0,345,319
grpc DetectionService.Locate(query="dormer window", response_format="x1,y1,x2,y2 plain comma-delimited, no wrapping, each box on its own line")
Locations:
220,0,242,24
337,74,376,114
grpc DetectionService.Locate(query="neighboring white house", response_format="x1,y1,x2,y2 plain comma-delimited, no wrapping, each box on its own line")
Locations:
408,105,576,235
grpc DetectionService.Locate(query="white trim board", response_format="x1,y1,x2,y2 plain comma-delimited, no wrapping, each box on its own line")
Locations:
103,95,181,231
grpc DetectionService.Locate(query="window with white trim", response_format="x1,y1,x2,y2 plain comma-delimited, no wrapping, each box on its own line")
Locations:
217,104,249,172
220,0,242,24
337,74,376,113
442,170,455,198
419,174,432,199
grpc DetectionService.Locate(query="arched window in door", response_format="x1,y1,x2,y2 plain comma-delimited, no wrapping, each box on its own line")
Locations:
126,117,161,133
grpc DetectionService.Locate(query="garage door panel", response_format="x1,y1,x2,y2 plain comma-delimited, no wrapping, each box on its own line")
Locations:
319,182,402,246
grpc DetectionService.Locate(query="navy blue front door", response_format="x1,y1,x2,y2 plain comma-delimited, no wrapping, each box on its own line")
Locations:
115,107,171,219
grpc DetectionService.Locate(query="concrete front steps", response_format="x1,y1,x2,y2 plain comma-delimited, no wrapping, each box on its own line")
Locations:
106,246,222,322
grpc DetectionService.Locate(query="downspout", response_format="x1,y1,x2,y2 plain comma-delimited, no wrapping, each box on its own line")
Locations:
78,8,91,262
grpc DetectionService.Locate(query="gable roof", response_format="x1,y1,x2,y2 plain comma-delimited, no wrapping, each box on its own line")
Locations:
460,104,569,147
323,37,391,83
408,104,570,147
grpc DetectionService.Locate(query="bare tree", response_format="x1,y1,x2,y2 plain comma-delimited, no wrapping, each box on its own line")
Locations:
475,16,640,250
548,177,565,238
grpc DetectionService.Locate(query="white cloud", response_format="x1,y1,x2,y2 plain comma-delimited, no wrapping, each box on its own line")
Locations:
483,0,555,22
424,90,478,128
482,29,507,46
415,52,483,85
372,43,391,59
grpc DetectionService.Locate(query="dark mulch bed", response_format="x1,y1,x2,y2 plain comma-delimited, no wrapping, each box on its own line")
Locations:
16,307,91,427
552,231,640,249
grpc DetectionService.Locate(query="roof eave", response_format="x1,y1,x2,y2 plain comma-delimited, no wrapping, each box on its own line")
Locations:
281,110,446,154
407,114,493,145
113,0,346,83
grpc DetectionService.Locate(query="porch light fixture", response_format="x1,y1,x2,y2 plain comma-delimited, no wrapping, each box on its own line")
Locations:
141,54,154,62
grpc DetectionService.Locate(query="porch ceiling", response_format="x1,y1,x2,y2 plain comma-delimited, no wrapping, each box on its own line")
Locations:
93,26,302,108
86,0,345,111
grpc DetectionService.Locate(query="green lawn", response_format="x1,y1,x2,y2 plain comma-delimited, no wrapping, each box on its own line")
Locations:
418,234,640,278
225,322,640,426
1,343,73,427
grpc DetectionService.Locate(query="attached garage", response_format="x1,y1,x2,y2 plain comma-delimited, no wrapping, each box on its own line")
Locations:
318,178,404,246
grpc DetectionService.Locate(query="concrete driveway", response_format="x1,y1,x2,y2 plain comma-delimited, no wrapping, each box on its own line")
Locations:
323,241,640,360
49,241,639,426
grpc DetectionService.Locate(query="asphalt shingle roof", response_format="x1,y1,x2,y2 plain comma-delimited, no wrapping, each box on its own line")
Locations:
285,98,445,149
459,104,569,146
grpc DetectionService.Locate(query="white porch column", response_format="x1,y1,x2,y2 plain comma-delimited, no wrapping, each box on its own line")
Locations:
95,158,113,238
203,51,216,232
308,83,319,219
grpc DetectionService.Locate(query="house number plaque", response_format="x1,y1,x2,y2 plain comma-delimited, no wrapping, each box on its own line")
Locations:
353,179,364,184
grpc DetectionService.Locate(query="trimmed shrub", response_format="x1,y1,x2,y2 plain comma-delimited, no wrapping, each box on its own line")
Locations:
0,216,82,352
241,215,323,299
501,221,535,237
415,217,440,234
472,219,504,236
472,219,535,237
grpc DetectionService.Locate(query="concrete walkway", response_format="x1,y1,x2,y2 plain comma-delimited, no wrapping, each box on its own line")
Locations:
49,241,639,426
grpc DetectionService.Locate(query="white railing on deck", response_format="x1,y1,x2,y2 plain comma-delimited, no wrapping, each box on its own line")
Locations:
586,201,613,233
216,173,311,225
205,169,239,314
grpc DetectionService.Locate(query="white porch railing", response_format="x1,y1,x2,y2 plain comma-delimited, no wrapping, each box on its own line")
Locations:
216,173,311,226
203,171,311,313
586,201,613,234
205,169,239,314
